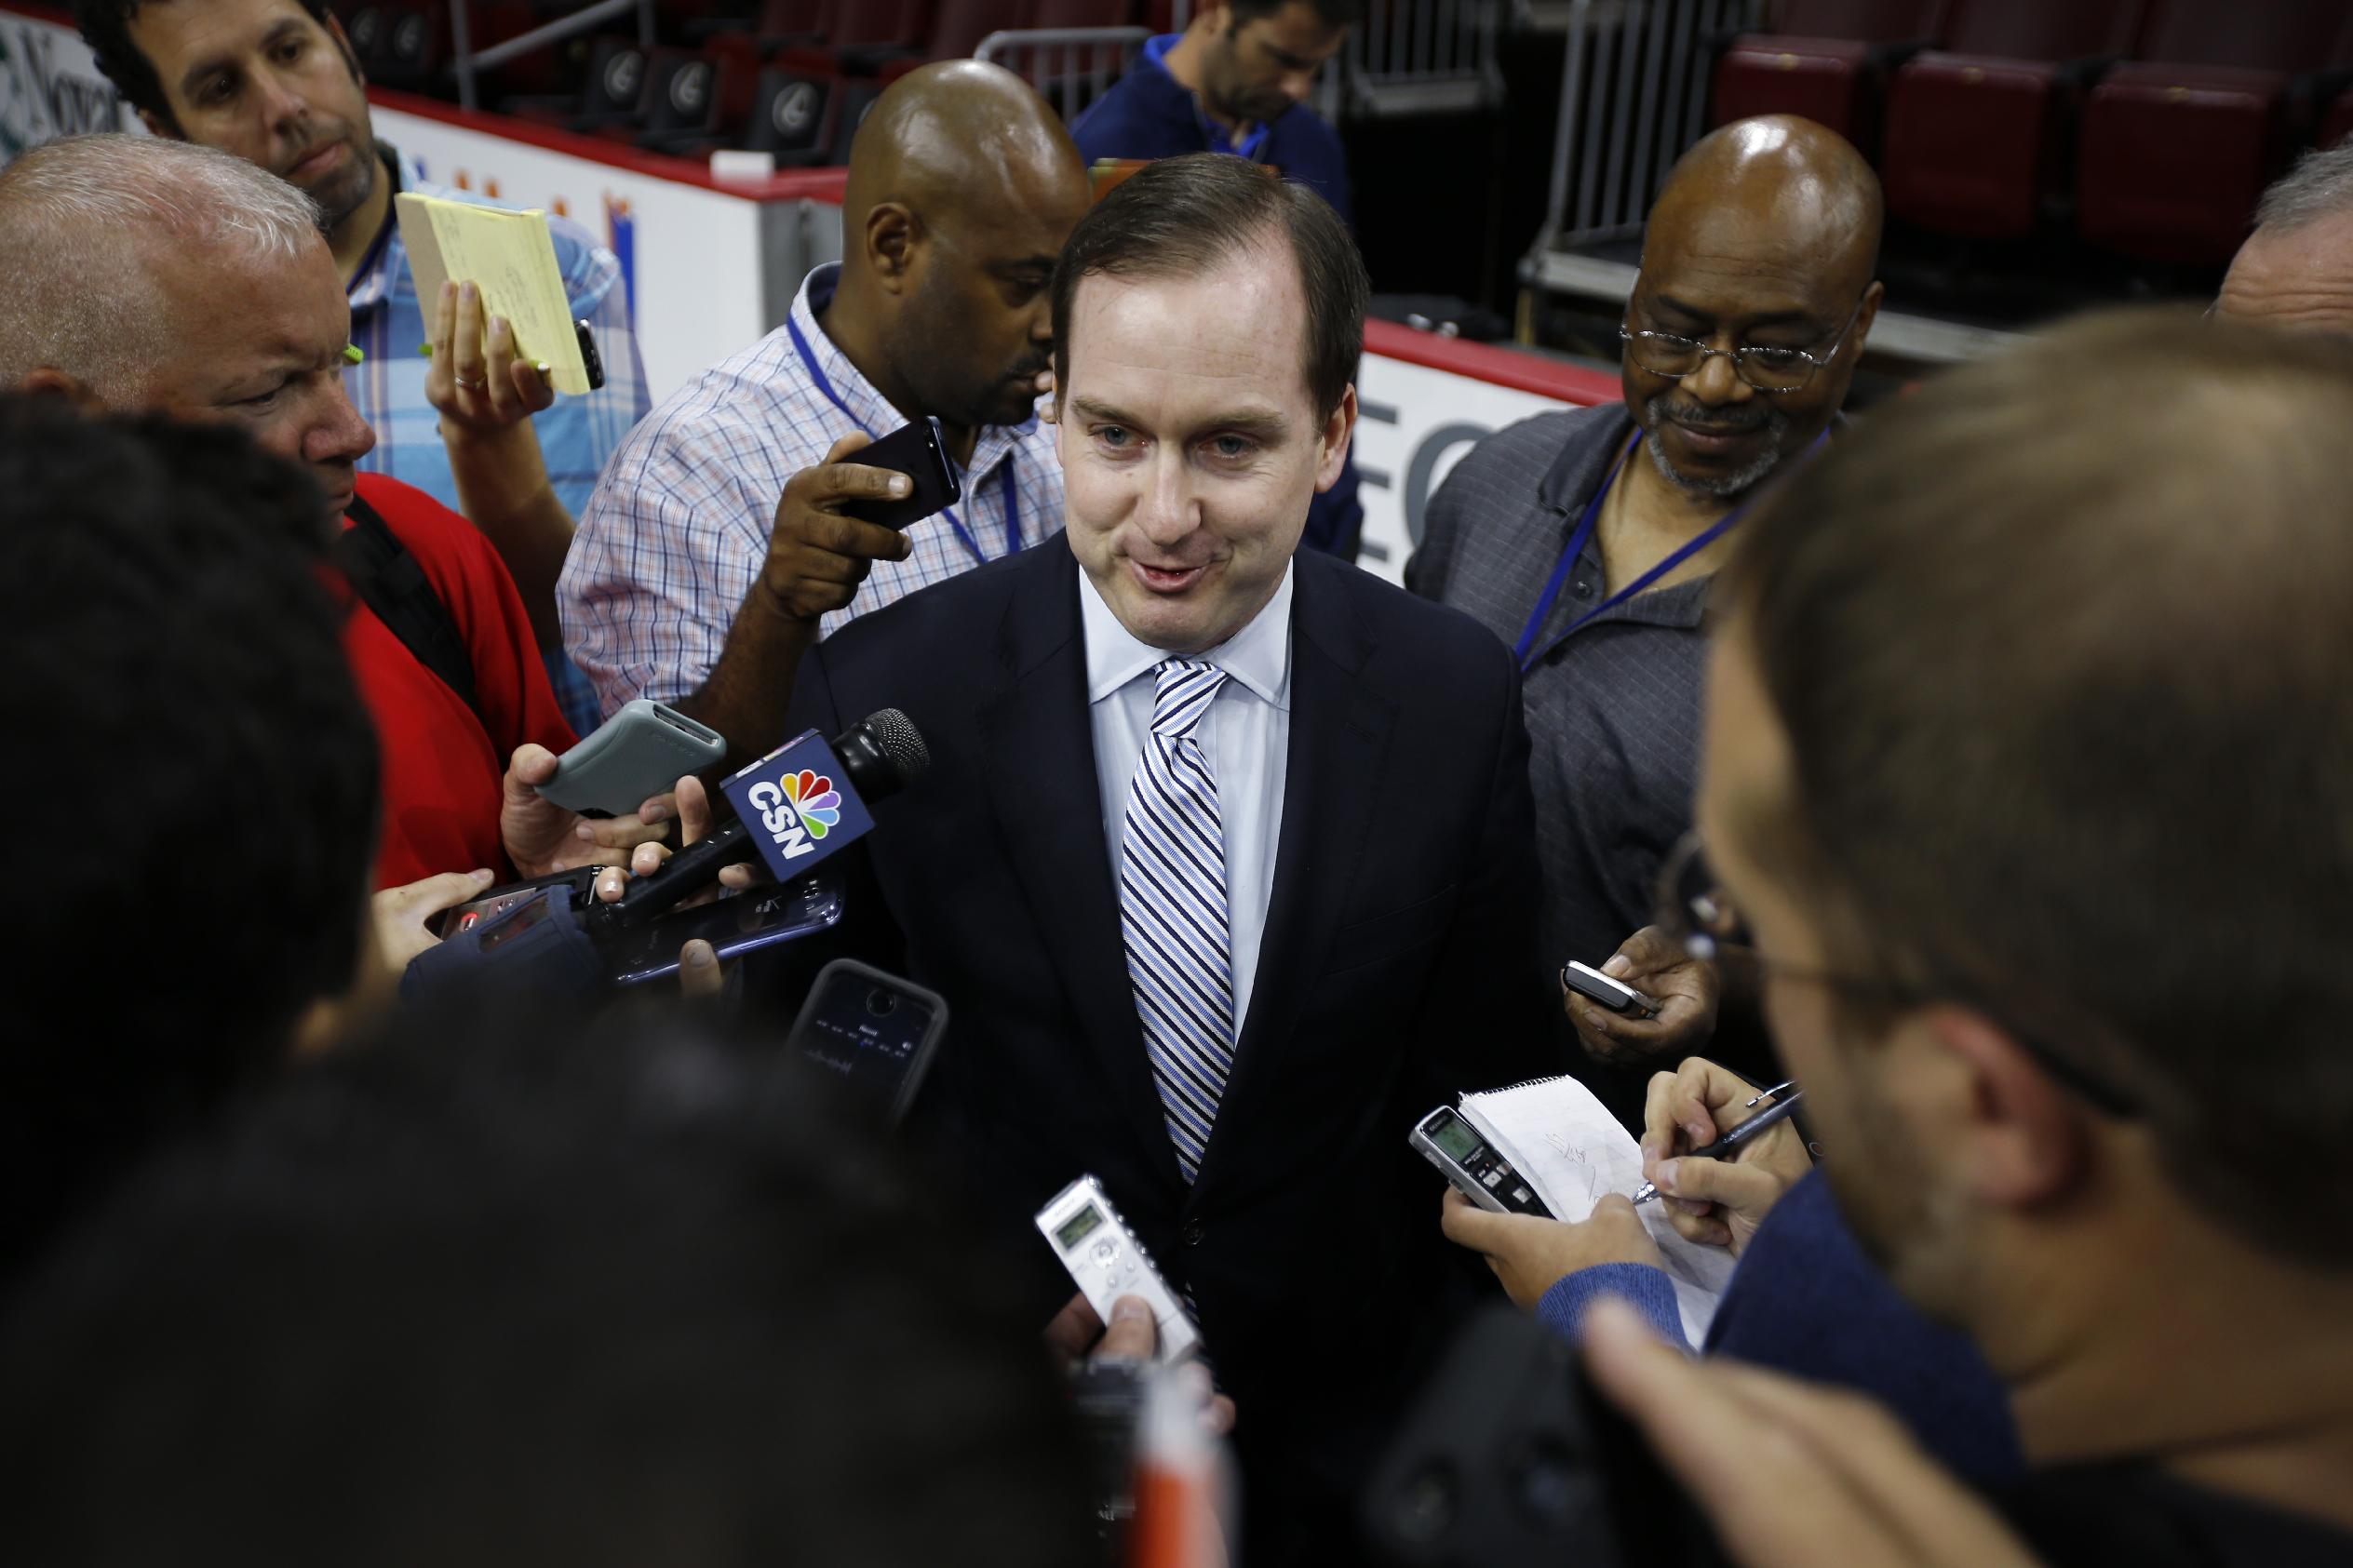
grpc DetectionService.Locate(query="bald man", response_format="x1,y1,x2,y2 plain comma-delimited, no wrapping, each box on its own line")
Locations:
1408,114,1883,1118
561,61,1093,751
2217,142,2353,336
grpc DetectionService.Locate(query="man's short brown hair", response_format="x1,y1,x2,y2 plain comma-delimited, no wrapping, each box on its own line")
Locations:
1050,153,1366,421
1723,309,2353,1269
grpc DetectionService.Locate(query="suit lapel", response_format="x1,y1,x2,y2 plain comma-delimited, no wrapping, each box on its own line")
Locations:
1189,556,1395,1201
979,544,1186,1190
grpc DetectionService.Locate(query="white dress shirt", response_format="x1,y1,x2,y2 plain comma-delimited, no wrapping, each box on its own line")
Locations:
1082,561,1295,1036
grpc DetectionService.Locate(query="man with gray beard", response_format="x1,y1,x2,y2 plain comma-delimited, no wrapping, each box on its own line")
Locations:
1409,115,1881,1119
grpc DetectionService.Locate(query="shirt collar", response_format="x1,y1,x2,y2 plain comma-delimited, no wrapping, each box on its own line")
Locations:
344,145,418,312
792,262,1042,480
1080,556,1295,711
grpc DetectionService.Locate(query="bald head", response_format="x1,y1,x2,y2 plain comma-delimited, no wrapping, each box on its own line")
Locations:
828,61,1091,437
1621,115,1885,499
1648,114,1883,296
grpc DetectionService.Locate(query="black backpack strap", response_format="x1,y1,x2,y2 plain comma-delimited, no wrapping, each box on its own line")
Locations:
332,492,486,729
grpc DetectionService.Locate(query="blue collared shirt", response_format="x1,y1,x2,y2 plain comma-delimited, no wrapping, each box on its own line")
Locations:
1082,560,1294,1034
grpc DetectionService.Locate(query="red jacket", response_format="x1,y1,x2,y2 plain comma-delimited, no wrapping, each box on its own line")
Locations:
341,474,575,889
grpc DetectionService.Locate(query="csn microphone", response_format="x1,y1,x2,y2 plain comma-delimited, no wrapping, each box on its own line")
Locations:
604,708,930,928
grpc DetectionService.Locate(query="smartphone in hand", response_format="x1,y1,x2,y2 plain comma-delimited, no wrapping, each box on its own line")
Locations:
842,417,961,529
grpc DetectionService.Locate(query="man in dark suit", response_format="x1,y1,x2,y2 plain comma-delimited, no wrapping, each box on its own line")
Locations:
779,154,1558,1551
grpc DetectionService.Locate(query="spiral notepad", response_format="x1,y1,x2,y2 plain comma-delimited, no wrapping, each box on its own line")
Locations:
1458,1074,1736,1345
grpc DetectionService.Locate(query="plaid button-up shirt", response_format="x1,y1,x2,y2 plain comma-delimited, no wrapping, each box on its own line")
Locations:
559,263,1066,718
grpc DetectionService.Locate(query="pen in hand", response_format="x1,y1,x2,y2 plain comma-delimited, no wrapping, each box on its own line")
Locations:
1631,1089,1806,1205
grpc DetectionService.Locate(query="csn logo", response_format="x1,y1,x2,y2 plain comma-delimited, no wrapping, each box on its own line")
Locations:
744,770,841,860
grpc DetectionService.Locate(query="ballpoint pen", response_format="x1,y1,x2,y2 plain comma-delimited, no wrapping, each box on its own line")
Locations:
1631,1089,1806,1204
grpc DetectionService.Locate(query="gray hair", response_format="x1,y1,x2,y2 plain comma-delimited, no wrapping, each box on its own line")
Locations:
2254,141,2353,234
0,133,325,400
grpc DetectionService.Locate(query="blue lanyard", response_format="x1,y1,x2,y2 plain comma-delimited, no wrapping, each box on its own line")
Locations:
1511,431,1813,673
783,310,1021,568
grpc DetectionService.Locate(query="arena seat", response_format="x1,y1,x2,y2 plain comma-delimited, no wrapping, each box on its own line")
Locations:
2077,0,2347,265
504,35,651,134
1709,0,1946,154
879,0,1029,83
1880,0,2144,240
775,0,935,79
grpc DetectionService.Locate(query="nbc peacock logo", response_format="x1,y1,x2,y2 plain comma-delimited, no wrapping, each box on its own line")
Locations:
782,771,840,838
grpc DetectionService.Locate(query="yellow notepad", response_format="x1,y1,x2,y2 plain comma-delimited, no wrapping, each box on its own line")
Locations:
394,192,593,395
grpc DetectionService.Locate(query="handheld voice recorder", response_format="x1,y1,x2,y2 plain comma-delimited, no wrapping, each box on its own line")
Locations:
1410,1106,1555,1219
1035,1176,1200,1363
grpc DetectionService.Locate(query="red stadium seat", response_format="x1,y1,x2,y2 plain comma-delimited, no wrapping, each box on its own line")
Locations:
628,46,759,154
2077,0,2346,265
1710,0,1946,154
1880,0,2144,239
1029,0,1143,24
776,0,934,78
877,0,1029,82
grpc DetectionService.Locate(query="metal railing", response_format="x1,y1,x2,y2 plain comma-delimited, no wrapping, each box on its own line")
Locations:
1526,0,1755,256
1342,0,1506,118
975,27,1152,121
449,0,656,113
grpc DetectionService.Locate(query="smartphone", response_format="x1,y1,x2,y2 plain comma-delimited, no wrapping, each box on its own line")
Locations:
534,698,726,817
435,864,599,939
605,872,845,986
841,416,961,529
783,958,948,1122
1562,959,1659,1017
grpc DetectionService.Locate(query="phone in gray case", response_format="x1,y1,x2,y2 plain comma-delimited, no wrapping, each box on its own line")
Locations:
533,699,726,816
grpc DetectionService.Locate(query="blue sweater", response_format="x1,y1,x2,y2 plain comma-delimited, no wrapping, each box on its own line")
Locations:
1538,1170,2024,1483
1070,37,1363,559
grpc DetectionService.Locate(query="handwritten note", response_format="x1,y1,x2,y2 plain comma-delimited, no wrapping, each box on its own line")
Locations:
1459,1075,1735,1345
393,193,592,395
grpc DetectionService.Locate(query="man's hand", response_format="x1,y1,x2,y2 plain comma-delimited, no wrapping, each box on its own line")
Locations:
1580,1300,2045,1568
500,743,675,879
1042,1293,1235,1435
1439,1189,1663,1310
425,279,558,436
371,867,494,972
1639,1059,1813,1254
1566,925,1721,1068
759,433,919,622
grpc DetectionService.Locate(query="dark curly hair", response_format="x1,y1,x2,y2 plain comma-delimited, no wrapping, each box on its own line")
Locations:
0,392,379,1280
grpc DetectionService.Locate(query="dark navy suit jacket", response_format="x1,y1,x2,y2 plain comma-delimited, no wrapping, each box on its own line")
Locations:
784,540,1560,1547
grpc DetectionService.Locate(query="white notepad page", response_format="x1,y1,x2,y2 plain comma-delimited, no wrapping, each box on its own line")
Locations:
1459,1075,1736,1345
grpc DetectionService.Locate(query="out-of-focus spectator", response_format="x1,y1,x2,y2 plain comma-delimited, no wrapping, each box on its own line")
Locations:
0,1002,1098,1568
562,62,1090,753
74,0,652,730
1451,311,2353,1566
2216,142,2353,335
0,394,382,1283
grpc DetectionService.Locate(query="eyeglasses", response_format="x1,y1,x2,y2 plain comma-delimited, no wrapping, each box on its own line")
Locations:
1653,832,2141,1119
1619,297,1867,394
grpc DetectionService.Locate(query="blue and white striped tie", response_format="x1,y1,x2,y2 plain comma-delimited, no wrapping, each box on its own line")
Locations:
1120,658,1234,1184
